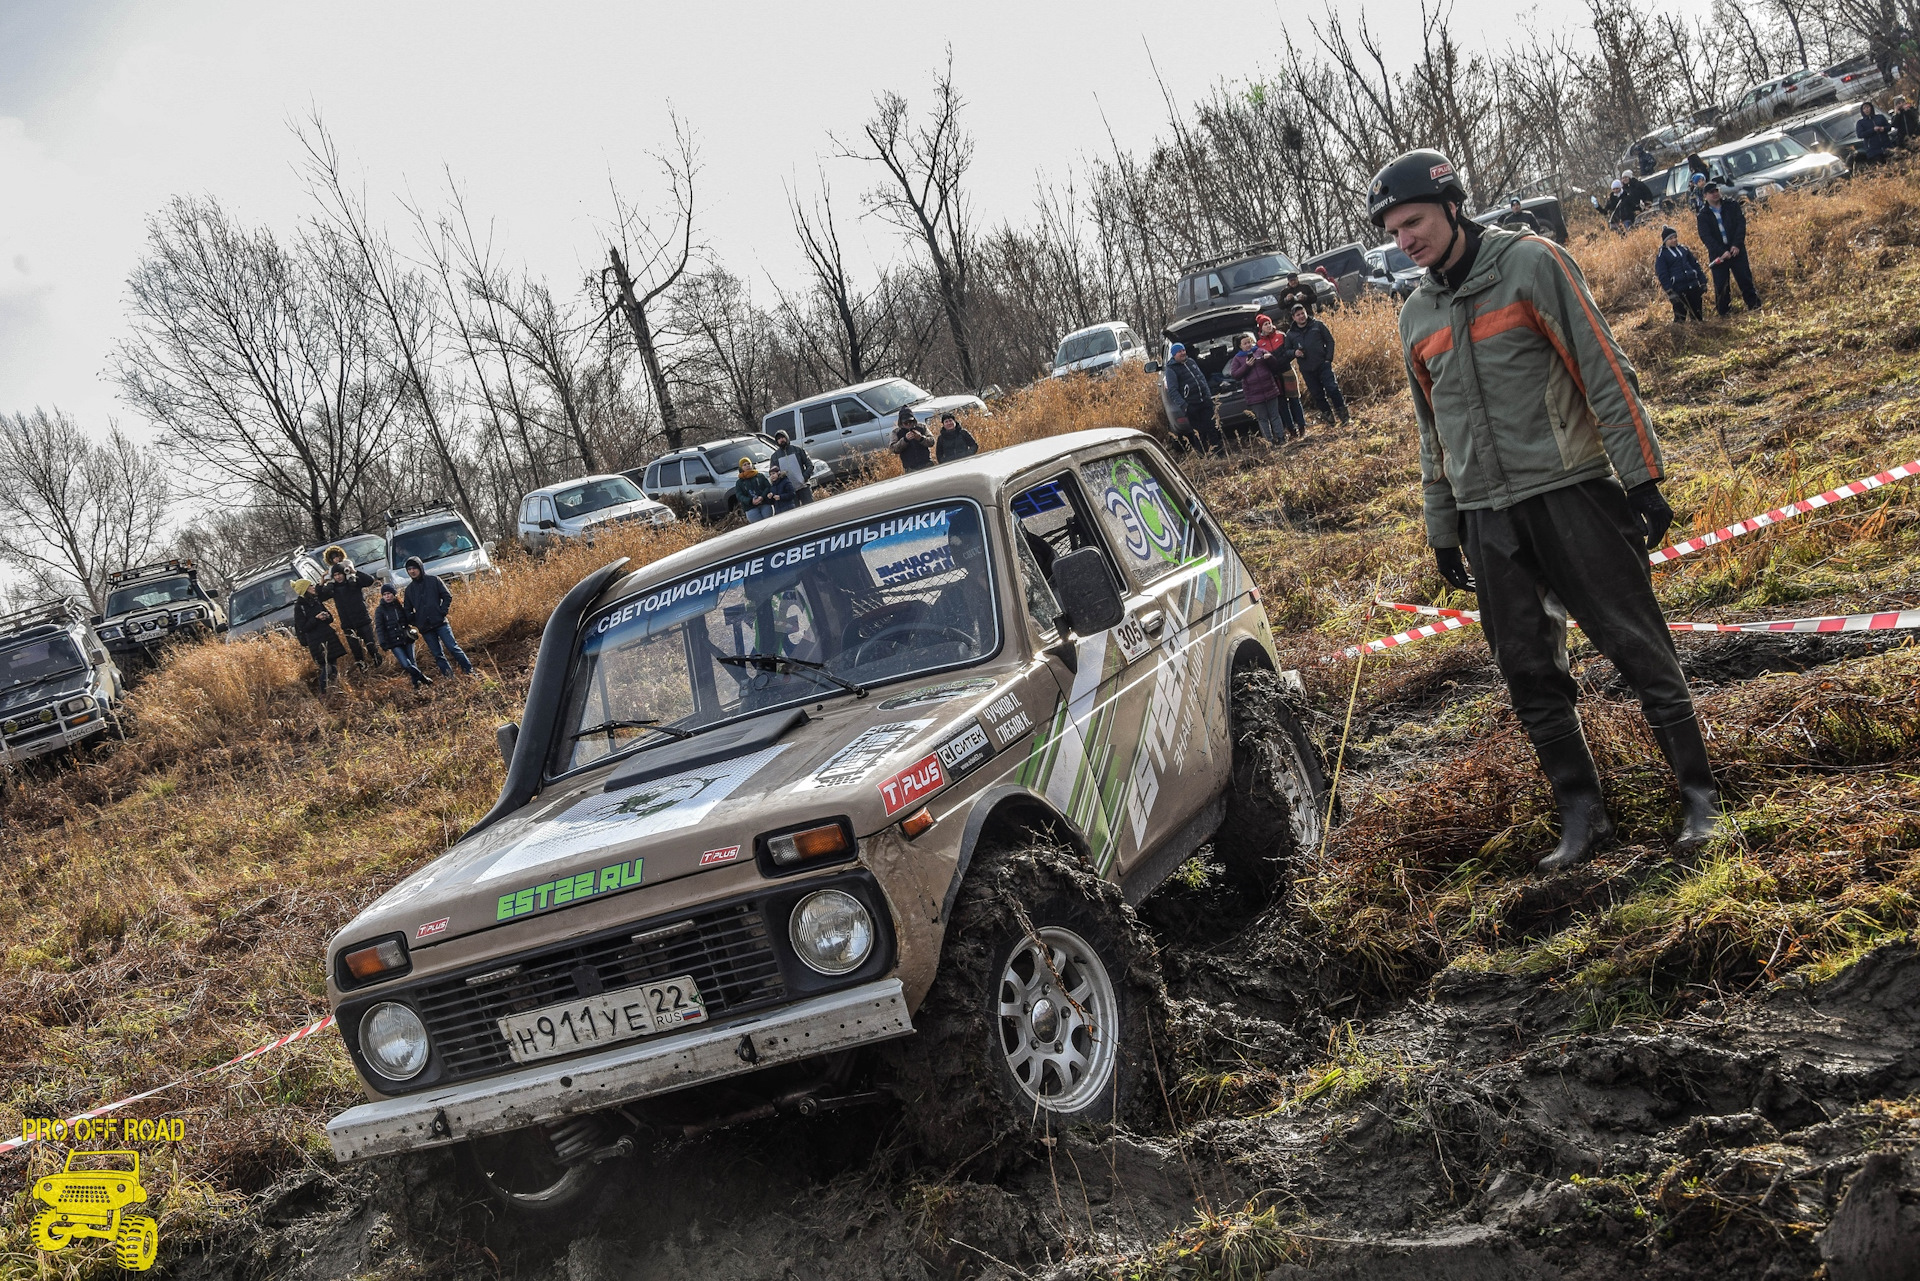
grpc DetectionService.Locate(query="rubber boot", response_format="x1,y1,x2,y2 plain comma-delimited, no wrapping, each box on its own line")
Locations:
1534,728,1616,874
1648,714,1728,850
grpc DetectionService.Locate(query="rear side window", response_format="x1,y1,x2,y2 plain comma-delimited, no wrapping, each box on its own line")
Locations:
764,410,795,437
801,403,837,438
656,460,682,487
642,464,659,488
1079,452,1211,588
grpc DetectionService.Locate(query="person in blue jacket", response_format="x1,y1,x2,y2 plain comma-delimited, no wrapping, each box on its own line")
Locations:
1654,226,1708,323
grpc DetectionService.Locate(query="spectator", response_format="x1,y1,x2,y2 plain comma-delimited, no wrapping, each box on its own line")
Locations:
1687,172,1712,214
734,457,775,521
1605,172,1654,231
1163,343,1222,455
934,412,979,463
373,583,431,689
1696,183,1761,315
1288,303,1349,428
1856,100,1894,164
1257,312,1308,439
767,431,816,509
291,579,347,694
1891,95,1920,144
1499,196,1540,233
1636,141,1657,175
1654,226,1707,323
891,407,935,471
322,562,382,669
403,555,474,677
1225,331,1288,445
1277,273,1319,314
1685,152,1711,181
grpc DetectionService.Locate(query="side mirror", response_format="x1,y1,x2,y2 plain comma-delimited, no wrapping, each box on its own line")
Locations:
1143,361,1161,374
538,519,556,530
1049,547,1126,635
90,614,104,626
496,721,519,768
689,473,714,485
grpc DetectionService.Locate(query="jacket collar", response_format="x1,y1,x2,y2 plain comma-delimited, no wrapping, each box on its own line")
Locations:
1415,225,1522,304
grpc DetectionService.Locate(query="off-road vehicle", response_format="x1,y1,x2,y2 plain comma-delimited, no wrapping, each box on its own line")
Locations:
30,1149,158,1270
1171,243,1335,321
632,436,834,523
323,427,1327,1210
224,549,329,643
384,503,495,591
0,599,124,767
95,557,226,670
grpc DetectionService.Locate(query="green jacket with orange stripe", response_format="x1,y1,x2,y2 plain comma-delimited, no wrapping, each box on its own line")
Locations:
1400,227,1664,548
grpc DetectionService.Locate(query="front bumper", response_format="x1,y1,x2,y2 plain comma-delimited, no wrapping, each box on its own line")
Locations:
0,713,109,765
326,977,912,1162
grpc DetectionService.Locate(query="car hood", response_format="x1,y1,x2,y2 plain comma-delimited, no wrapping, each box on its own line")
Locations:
1055,353,1121,376
1745,154,1843,185
335,672,1011,951
908,394,984,418
226,604,295,639
571,499,668,529
387,547,493,586
0,671,88,715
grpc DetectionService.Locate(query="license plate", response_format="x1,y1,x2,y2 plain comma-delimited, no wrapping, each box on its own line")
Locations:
496,975,707,1064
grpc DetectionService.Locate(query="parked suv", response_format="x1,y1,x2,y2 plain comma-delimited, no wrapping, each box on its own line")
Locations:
0,599,124,766
1704,130,1848,201
517,474,676,555
95,558,226,670
1171,245,1334,321
1722,68,1837,132
1779,101,1874,169
322,427,1326,1210
1823,52,1887,102
633,436,833,522
762,379,986,472
224,549,329,643
385,504,494,591
313,532,392,584
1151,302,1265,439
1048,322,1148,379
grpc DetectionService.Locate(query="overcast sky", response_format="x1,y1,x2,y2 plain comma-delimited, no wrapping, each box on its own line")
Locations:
0,0,1709,433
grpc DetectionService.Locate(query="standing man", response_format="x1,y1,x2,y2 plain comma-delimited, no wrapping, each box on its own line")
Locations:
890,407,934,472
1368,148,1725,873
321,561,382,669
374,583,431,688
1856,99,1894,164
934,412,979,463
1277,272,1320,315
1654,226,1708,323
1636,141,1657,176
1288,303,1350,428
768,430,816,508
1890,95,1919,144
1163,343,1222,455
1696,183,1762,315
403,555,474,678
1499,197,1540,233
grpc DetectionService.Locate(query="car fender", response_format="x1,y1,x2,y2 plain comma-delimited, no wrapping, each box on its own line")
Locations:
937,784,1089,926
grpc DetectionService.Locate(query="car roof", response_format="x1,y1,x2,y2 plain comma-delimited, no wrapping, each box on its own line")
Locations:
1059,321,1127,339
1703,130,1791,156
766,377,919,417
526,473,638,497
594,428,1149,606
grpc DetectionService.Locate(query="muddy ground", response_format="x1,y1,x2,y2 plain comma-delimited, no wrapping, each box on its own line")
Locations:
159,632,1920,1281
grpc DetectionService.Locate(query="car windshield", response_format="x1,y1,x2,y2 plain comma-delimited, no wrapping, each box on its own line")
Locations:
556,501,998,775
1056,329,1119,364
1220,254,1298,292
105,576,197,616
392,519,477,565
340,534,386,565
701,441,772,476
860,380,931,415
553,476,644,519
229,573,297,626
0,635,85,688
1720,136,1810,176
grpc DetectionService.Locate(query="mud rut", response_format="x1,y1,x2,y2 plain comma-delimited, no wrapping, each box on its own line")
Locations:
174,633,1920,1281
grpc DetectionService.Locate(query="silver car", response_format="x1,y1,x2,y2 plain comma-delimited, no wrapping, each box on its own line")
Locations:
311,532,392,584
632,436,831,522
384,505,495,591
517,474,676,554
761,378,986,471
225,550,329,642
1707,131,1848,201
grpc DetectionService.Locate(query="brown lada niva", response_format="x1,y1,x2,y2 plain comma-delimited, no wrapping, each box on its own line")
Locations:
324,428,1326,1210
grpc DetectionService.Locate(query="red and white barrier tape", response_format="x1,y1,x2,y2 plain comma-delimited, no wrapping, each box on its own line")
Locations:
0,1014,336,1156
1646,458,1920,565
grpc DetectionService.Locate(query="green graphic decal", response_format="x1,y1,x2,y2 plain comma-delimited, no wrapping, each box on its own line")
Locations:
497,858,644,922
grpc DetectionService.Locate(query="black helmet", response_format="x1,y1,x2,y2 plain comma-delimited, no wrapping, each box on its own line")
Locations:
1366,149,1469,227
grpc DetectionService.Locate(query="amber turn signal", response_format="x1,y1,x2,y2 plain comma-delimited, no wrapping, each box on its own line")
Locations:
766,822,853,868
900,808,935,839
342,938,408,982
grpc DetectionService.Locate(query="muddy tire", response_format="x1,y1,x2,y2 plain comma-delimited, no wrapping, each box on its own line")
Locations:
461,1123,614,1219
890,840,1167,1168
1215,670,1329,897
114,1211,158,1270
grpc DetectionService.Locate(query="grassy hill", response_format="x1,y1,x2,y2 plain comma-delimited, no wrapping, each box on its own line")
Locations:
6,169,1920,1280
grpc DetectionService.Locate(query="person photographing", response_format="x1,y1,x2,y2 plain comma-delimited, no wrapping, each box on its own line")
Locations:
1369,147,1726,874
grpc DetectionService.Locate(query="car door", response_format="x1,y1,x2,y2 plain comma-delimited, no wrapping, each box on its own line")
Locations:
1076,447,1234,884
1005,471,1159,880
652,459,684,517
681,456,722,519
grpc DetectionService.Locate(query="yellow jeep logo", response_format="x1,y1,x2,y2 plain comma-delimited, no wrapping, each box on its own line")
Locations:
29,1149,158,1271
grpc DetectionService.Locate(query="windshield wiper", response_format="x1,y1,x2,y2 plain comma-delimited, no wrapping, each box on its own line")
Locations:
716,652,867,699
569,718,695,741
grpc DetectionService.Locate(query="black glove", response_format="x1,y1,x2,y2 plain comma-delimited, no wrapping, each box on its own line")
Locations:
1433,546,1476,593
1627,481,1674,548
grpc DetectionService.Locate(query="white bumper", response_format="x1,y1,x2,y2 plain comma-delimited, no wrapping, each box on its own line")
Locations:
326,978,913,1163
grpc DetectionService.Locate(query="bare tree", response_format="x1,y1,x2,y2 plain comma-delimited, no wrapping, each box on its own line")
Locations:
838,51,980,390
780,176,887,387
0,410,171,610
601,114,700,450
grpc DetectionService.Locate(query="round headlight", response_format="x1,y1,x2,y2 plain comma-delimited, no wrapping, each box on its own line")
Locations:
65,697,91,713
359,1002,430,1080
789,889,874,976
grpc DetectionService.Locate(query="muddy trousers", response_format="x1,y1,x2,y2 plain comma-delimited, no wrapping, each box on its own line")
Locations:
1462,479,1697,749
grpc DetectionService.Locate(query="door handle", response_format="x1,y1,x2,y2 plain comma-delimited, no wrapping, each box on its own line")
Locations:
1141,609,1166,637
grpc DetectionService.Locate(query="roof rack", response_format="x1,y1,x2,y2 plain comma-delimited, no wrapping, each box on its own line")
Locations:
106,557,198,588
0,597,87,637
232,548,311,584
384,502,459,529
1177,241,1286,277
